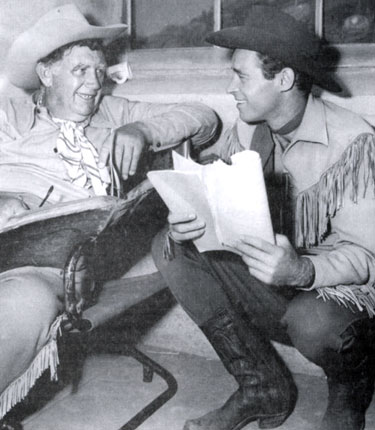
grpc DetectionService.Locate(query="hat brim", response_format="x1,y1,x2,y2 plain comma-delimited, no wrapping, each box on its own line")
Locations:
206,27,342,93
6,20,127,89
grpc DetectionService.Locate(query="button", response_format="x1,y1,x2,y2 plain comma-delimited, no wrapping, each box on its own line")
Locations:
53,148,58,153
36,108,41,114
156,142,161,148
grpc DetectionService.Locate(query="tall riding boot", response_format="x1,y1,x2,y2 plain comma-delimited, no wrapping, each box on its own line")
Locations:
319,319,375,430
184,308,297,430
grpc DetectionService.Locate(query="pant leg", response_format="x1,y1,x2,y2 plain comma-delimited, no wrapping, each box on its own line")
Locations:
153,229,373,358
0,266,64,415
282,291,372,367
152,230,297,343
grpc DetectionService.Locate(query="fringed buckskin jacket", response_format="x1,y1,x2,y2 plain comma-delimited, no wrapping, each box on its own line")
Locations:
216,95,375,316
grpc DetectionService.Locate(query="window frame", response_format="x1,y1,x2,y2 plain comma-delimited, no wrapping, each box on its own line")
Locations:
121,0,375,95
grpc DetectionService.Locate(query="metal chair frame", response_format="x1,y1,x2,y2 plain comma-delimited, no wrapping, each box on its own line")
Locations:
63,240,178,430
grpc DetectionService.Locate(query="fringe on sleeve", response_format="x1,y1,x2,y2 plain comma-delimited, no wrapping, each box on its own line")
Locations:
294,133,375,316
295,133,375,248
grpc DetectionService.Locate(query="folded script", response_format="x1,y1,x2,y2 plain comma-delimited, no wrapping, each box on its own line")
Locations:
148,150,274,253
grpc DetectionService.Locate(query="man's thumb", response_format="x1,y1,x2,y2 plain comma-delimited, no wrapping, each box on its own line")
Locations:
275,233,291,247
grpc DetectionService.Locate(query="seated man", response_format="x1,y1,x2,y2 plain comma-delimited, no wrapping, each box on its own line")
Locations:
0,4,218,427
152,6,375,430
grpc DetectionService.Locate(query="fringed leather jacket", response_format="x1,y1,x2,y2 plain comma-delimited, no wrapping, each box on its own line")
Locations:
215,95,375,315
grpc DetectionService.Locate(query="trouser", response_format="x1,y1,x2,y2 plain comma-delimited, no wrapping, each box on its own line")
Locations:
151,230,370,368
0,266,64,419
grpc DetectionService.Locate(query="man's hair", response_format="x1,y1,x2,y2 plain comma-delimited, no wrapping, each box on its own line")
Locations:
256,52,313,97
38,39,106,66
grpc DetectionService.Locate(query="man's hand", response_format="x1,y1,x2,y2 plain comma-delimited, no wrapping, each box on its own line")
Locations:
0,196,29,229
231,233,315,287
99,122,150,180
168,212,206,243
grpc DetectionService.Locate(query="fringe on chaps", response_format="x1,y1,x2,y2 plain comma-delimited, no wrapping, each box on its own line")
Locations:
0,314,63,419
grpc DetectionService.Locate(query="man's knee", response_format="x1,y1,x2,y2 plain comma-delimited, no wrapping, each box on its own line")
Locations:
151,228,194,276
282,291,365,364
0,270,63,347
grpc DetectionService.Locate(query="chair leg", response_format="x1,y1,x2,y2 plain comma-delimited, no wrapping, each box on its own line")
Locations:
119,345,178,430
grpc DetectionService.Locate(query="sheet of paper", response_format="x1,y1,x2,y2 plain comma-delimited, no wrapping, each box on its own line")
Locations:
147,170,223,251
203,151,274,246
148,150,274,254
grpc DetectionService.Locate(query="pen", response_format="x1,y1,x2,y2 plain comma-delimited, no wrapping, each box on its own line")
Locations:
39,186,54,207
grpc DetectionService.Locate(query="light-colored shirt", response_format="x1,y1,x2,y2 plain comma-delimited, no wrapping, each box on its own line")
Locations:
216,95,375,312
0,94,218,205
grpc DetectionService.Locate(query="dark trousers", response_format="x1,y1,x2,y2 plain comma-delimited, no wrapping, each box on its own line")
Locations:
152,229,370,369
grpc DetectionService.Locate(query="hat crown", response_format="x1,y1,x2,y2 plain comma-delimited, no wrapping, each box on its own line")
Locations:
36,4,89,26
6,3,127,89
205,5,341,93
244,6,320,55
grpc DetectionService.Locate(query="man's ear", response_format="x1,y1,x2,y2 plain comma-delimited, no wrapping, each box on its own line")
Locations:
278,67,296,92
36,62,53,87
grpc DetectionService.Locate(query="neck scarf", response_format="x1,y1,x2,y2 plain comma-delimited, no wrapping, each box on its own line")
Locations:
53,119,110,196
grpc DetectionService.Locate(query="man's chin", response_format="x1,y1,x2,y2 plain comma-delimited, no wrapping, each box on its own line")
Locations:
73,106,97,122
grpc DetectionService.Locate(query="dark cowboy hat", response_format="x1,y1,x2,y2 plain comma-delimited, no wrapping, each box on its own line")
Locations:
6,4,127,90
206,6,341,93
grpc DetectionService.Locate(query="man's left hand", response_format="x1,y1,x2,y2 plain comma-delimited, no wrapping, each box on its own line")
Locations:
232,233,314,287
99,122,150,180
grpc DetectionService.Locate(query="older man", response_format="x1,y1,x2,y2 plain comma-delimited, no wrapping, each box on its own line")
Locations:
152,6,375,430
0,4,218,427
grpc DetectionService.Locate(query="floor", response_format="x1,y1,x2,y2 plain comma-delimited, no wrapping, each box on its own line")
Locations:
6,194,375,430
9,338,375,430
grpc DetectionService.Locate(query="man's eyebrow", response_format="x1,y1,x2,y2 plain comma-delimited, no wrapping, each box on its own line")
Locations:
71,62,106,69
232,66,244,74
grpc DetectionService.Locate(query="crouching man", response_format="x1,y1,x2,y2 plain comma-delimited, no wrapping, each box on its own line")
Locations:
152,6,375,430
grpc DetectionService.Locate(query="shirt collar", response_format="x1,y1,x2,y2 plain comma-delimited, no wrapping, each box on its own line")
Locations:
290,94,329,147
29,91,113,130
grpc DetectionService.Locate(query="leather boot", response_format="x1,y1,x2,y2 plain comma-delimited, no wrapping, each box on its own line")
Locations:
319,319,375,430
184,308,297,430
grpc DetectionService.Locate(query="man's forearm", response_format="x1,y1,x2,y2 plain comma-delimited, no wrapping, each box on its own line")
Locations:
133,103,219,152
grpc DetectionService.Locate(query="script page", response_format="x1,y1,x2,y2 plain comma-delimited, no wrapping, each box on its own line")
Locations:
147,169,223,251
148,151,274,254
202,151,275,248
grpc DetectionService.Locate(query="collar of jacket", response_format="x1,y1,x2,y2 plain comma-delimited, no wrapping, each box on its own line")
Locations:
289,94,329,147
18,92,115,134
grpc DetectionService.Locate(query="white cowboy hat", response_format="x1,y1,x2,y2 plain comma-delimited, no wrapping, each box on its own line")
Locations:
5,3,127,90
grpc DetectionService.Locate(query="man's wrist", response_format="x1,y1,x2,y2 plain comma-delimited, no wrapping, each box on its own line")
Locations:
295,257,315,288
129,121,153,147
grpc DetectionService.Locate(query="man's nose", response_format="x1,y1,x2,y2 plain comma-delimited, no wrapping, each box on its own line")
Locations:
227,75,239,95
86,70,102,89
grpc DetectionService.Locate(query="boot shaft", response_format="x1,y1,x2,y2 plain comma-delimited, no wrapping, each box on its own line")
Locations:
319,318,375,430
200,308,296,401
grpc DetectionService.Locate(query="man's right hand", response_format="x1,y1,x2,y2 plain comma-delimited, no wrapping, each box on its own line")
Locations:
0,196,29,229
168,212,206,242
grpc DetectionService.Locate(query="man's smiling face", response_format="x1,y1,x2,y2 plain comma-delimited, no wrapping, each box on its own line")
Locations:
45,45,107,122
227,49,281,125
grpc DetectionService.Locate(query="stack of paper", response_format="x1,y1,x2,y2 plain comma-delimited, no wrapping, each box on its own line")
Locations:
147,150,274,253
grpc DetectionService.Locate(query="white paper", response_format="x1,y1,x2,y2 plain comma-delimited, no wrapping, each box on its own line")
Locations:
147,150,274,254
